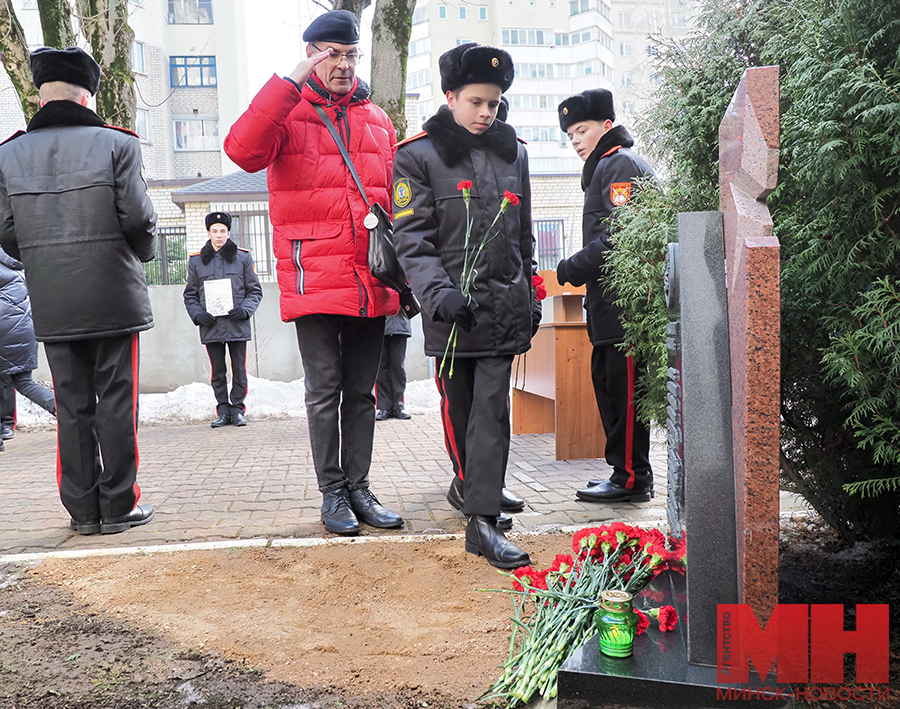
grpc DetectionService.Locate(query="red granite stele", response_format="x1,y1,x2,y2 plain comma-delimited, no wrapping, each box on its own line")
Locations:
719,66,781,621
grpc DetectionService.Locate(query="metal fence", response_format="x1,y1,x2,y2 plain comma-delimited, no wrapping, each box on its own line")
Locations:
144,226,188,285
232,211,275,282
535,219,565,271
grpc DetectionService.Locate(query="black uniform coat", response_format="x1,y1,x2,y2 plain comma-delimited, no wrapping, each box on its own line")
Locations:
0,246,37,376
0,100,157,342
183,239,263,344
393,106,537,358
556,125,652,346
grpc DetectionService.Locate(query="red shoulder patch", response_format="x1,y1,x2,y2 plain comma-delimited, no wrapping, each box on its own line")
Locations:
610,182,632,206
394,131,427,149
104,124,139,139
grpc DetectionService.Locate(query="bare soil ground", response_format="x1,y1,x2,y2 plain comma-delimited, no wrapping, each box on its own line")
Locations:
0,522,897,709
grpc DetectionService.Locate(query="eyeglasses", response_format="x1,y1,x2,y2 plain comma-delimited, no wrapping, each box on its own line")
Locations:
310,44,363,66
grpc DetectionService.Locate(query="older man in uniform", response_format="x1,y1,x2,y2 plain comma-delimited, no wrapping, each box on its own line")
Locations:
0,47,158,534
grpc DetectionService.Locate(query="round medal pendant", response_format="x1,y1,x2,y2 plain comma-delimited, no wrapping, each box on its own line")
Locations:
364,213,379,230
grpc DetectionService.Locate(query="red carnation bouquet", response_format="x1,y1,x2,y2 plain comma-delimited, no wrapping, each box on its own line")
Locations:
440,181,521,377
481,523,686,706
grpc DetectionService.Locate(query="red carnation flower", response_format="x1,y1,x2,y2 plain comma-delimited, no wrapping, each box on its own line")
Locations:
511,566,537,592
532,274,544,287
503,190,519,205
634,609,649,636
535,284,547,301
657,605,678,632
457,180,472,191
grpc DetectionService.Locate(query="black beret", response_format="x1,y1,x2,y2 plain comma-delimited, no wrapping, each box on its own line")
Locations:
30,46,101,95
439,43,514,94
558,89,615,132
302,10,361,44
205,212,232,230
497,95,509,122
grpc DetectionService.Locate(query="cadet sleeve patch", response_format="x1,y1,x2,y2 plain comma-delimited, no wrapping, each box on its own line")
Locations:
394,208,414,219
394,178,411,208
610,182,632,206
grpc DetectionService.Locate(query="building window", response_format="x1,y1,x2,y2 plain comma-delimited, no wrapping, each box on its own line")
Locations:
131,41,145,74
456,38,474,46
170,56,217,87
568,0,589,14
479,6,488,20
620,72,634,87
516,63,554,79
135,108,150,141
534,220,564,270
458,5,467,19
571,30,592,45
503,29,552,46
598,30,612,49
438,4,447,19
406,68,432,90
619,43,632,57
21,0,36,8
408,37,430,57
412,5,428,23
618,11,631,26
417,99,433,122
598,1,610,19
554,33,569,46
167,0,212,24
173,118,218,150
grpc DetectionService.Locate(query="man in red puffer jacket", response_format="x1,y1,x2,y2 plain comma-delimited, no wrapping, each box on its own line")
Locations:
225,10,403,536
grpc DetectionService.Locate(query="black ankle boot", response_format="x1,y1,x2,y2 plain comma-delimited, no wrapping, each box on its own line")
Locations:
447,477,513,530
465,515,531,569
321,488,360,535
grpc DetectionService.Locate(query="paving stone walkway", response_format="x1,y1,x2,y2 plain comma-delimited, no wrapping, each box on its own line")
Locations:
0,413,672,555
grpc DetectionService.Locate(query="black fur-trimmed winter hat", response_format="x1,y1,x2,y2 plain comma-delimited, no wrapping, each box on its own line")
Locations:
439,43,514,94
30,47,101,95
302,10,361,44
205,212,232,230
558,89,615,131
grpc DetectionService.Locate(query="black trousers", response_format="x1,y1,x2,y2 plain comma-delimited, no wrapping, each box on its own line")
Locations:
591,343,653,490
44,333,142,522
375,335,408,410
206,341,248,415
0,371,56,418
295,314,385,493
0,379,15,429
435,355,512,517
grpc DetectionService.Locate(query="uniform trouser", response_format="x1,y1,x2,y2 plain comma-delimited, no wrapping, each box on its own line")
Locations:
295,314,385,493
44,333,142,523
591,343,653,490
0,371,56,417
375,335,408,411
206,341,248,415
0,379,16,429
435,356,512,517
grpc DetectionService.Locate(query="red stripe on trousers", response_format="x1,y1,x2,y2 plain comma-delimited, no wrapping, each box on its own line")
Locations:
435,370,464,481
131,333,142,505
624,355,636,489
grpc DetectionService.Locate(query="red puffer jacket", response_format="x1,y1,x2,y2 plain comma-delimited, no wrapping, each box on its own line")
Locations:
224,75,398,321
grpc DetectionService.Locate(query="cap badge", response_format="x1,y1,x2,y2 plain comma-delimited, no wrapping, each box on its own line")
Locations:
563,107,568,114
491,57,499,67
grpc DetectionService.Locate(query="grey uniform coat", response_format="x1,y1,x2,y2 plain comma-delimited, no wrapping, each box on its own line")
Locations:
0,100,157,343
392,106,538,358
183,239,263,344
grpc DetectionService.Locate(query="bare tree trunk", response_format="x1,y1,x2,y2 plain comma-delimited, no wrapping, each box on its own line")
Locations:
75,0,135,128
332,0,371,19
369,0,414,141
36,0,75,49
0,0,40,121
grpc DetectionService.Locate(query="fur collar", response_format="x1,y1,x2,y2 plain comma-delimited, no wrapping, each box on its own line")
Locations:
200,238,237,265
27,100,105,132
581,124,635,191
304,74,371,106
422,105,519,167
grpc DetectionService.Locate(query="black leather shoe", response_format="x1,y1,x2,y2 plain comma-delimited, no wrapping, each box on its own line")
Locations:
392,405,412,420
587,479,604,487
101,504,155,534
231,412,248,427
0,425,13,440
375,409,391,421
576,479,654,503
321,488,360,535
349,488,404,529
211,413,231,428
446,477,513,530
69,518,101,535
465,515,531,569
500,487,525,512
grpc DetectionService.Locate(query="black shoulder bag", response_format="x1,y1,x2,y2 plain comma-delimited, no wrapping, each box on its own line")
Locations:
313,104,420,319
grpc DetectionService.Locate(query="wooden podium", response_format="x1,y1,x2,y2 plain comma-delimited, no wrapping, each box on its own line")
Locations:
512,274,606,460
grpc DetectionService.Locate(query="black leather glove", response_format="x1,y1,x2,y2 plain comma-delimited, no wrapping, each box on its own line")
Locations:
531,301,543,337
556,259,570,286
195,311,216,327
435,290,478,333
228,307,250,320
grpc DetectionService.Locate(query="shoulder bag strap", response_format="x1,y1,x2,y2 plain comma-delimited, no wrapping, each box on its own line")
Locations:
312,104,371,208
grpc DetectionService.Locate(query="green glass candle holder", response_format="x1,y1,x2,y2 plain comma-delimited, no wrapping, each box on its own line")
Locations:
594,589,638,658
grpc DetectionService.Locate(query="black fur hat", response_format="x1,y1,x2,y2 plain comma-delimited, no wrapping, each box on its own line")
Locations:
30,47,101,95
439,43,514,94
497,95,509,122
205,211,232,230
558,89,615,131
302,10,361,44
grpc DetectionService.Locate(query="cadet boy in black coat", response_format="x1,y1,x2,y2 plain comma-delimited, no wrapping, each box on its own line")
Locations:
393,44,539,569
555,89,655,503
184,212,263,428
